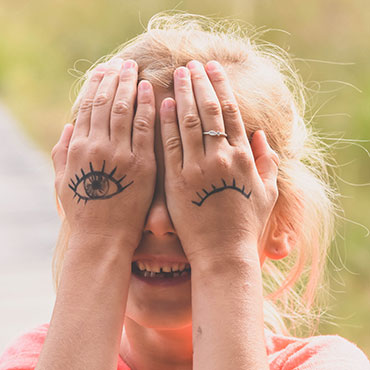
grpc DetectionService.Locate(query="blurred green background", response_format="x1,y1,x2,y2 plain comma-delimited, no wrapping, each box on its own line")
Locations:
1,0,369,356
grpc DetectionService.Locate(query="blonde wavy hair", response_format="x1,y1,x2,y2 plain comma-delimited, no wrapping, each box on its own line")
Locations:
52,12,340,337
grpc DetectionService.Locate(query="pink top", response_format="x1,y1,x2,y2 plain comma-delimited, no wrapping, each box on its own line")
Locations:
1,323,369,369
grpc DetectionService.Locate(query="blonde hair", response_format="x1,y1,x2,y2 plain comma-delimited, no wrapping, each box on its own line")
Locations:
53,12,339,337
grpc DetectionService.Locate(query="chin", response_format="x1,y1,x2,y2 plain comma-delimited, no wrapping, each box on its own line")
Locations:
125,297,192,330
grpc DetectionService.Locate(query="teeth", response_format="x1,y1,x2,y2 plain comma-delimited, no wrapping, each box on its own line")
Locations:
135,261,190,273
137,261,146,271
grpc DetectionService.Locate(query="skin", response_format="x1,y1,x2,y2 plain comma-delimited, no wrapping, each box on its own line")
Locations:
47,57,296,369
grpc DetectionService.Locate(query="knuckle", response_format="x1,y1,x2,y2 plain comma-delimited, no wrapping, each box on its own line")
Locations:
191,72,203,81
221,100,239,115
214,153,231,169
165,136,182,152
182,113,201,130
177,81,191,94
105,69,119,77
112,100,130,115
51,145,59,160
90,72,104,83
134,116,151,133
79,98,94,113
233,149,250,164
93,93,110,107
113,151,133,167
269,185,279,201
203,100,221,116
86,141,105,156
119,70,135,82
68,139,84,155
210,70,225,83
269,150,280,166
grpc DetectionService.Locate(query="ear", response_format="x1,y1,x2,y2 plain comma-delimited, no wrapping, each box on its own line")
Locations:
261,201,302,261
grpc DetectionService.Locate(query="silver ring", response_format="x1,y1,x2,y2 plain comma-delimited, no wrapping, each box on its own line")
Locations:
203,130,228,137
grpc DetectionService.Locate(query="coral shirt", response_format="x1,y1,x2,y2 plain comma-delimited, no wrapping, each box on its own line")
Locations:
1,323,369,369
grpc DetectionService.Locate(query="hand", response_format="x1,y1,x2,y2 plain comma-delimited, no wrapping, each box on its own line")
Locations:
51,58,156,253
159,60,279,264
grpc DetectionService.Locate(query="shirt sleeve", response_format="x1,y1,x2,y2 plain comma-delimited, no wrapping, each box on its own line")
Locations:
0,323,131,370
0,324,49,370
267,333,370,370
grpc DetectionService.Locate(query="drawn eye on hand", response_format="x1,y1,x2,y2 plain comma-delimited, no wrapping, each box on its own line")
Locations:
68,161,133,205
191,177,251,207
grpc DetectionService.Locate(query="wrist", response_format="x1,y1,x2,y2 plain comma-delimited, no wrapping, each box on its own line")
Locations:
66,230,138,264
188,240,261,275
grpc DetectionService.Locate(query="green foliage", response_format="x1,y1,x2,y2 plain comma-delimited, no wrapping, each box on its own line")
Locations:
1,0,369,356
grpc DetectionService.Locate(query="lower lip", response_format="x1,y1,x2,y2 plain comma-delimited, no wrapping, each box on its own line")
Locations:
131,269,191,286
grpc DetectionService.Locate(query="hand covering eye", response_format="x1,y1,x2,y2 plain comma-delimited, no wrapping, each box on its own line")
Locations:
68,161,133,204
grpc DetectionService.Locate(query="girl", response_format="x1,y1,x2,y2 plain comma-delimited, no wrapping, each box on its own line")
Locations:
1,12,369,370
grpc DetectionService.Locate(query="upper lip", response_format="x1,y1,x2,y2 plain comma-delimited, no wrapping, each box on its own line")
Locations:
132,254,190,265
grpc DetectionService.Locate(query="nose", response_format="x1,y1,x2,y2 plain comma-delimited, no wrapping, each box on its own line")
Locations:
143,195,176,237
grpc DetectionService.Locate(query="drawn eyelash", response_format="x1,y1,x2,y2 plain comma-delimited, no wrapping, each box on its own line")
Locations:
191,177,251,207
68,160,133,205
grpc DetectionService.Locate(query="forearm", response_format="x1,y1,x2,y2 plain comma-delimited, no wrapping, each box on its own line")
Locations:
36,234,133,370
191,246,269,370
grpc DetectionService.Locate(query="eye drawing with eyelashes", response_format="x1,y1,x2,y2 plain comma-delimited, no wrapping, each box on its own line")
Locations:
68,160,133,205
191,178,251,207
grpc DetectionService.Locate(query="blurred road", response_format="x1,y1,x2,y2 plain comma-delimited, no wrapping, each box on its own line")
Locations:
0,103,60,353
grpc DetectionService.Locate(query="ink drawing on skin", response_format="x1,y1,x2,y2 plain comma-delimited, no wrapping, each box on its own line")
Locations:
68,160,134,204
191,177,251,207
1,11,369,370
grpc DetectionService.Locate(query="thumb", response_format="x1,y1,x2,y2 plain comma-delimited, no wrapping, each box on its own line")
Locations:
51,123,74,183
251,130,279,191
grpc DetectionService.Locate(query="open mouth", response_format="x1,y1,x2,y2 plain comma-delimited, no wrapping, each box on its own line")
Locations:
131,261,191,279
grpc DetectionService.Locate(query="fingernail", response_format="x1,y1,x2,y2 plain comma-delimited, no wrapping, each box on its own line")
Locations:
124,60,137,70
139,80,151,91
176,67,189,78
187,60,200,70
206,60,220,72
163,98,175,109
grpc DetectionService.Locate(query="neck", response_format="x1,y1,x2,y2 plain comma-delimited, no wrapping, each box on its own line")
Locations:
120,316,193,370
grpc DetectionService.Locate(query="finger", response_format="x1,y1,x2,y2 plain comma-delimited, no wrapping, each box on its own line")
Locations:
51,123,74,182
205,60,250,149
132,80,155,156
160,97,182,176
173,66,205,164
110,60,138,148
251,130,279,191
89,58,124,138
187,60,227,154
72,70,104,139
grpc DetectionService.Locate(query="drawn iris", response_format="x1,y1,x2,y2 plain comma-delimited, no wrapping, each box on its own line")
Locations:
84,173,109,198
68,161,133,204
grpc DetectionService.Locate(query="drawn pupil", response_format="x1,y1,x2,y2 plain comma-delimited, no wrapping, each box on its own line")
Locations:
84,174,109,198
69,161,134,204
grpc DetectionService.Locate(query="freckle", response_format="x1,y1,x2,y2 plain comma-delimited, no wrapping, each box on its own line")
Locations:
197,326,202,336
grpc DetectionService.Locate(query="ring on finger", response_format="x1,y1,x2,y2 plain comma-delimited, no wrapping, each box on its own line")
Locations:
203,130,228,137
